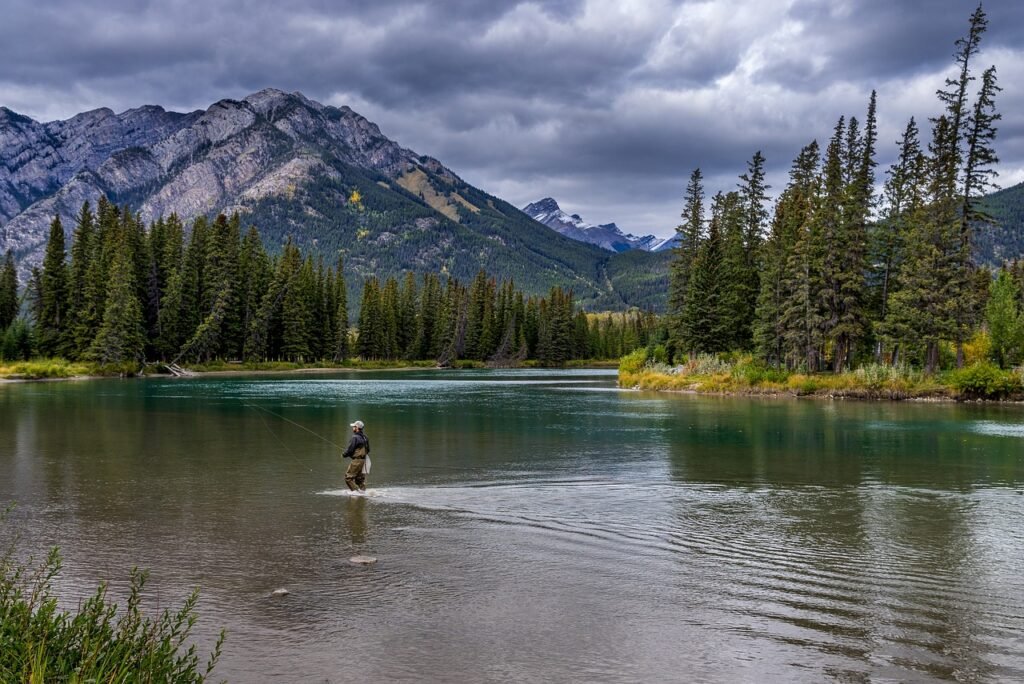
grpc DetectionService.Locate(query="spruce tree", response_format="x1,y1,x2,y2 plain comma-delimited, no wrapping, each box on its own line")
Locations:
89,239,146,365
668,168,704,357
357,278,383,359
753,142,819,366
36,216,69,357
332,257,350,361
0,250,18,332
683,193,728,354
398,271,418,358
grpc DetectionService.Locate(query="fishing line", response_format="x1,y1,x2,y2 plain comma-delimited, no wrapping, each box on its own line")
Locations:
244,403,346,450
250,404,315,472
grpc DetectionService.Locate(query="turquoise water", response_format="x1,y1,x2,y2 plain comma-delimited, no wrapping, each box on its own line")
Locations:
2,369,1023,682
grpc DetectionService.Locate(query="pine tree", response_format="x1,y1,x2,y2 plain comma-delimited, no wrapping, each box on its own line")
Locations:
683,193,728,353
238,226,272,358
65,202,95,358
281,256,315,361
88,238,146,365
668,168,704,357
779,143,827,371
754,142,819,365
870,118,925,352
380,276,400,359
357,278,384,360
398,271,418,358
0,250,18,332
332,257,350,361
717,191,752,350
36,216,69,357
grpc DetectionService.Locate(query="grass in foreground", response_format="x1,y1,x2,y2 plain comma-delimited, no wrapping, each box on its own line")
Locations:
619,350,1024,401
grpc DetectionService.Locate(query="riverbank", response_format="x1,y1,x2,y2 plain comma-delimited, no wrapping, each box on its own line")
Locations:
0,357,620,381
618,350,1024,402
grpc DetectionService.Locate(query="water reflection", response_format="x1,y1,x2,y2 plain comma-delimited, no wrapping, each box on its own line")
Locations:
1,371,1023,682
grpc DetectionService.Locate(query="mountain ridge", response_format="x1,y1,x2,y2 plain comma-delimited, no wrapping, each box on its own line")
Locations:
0,89,669,310
522,197,668,252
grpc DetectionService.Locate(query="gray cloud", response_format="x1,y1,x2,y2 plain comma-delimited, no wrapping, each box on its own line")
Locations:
1,0,1021,238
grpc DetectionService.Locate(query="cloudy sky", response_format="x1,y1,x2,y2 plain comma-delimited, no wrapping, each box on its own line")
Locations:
2,0,1022,239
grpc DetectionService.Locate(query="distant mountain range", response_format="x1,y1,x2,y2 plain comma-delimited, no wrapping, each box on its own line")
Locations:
0,89,668,310
523,197,675,252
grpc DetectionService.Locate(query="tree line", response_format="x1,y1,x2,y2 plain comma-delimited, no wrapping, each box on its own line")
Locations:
0,198,659,366
668,5,1011,373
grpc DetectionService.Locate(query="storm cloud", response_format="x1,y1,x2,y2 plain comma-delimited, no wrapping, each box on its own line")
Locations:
2,0,1021,238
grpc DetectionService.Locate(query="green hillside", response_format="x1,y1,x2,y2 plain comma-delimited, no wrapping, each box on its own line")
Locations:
241,158,669,311
977,181,1024,264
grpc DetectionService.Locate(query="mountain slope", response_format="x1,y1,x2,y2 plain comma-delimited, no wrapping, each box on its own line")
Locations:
0,89,669,310
977,181,1024,264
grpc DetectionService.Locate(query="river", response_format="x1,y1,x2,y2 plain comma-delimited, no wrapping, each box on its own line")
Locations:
2,368,1023,682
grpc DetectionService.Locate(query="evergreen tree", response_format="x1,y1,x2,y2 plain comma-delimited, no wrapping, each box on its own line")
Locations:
332,257,350,361
683,193,727,353
238,226,272,358
380,276,400,359
717,191,752,350
88,239,146,365
0,250,17,332
870,118,925,350
357,278,384,359
754,142,819,365
65,202,95,357
398,271,418,358
36,217,70,357
668,168,704,356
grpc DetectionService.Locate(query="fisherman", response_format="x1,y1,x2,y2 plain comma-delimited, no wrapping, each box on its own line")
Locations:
341,420,370,492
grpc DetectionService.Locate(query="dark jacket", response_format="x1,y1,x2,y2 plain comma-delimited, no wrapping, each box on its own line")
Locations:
342,431,370,459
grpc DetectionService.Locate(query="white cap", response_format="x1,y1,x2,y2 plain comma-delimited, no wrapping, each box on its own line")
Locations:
350,420,364,429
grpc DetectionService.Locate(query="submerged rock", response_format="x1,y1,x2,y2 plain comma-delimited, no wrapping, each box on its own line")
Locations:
350,555,377,565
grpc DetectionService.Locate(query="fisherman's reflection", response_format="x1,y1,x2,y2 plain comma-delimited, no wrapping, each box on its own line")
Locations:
346,496,368,545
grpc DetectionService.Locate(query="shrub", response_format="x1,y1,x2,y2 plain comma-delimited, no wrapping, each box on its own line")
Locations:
619,348,649,376
948,362,1023,399
0,516,225,683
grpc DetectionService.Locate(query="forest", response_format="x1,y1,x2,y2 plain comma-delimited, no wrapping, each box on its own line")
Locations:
663,5,1024,376
0,200,659,369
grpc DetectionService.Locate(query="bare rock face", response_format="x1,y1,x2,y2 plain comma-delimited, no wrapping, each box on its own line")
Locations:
0,89,439,275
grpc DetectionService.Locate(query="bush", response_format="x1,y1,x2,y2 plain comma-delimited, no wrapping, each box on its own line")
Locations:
730,355,789,386
1,512,225,682
948,362,1023,399
619,348,649,375
649,344,668,365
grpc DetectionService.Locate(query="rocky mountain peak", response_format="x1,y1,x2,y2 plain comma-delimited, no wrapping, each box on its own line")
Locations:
523,197,661,253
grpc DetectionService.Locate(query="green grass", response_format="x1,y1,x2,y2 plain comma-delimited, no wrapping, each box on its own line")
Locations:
618,352,1023,401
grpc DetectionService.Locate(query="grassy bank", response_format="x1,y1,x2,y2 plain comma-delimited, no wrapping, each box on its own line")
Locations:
0,359,133,380
1,356,623,381
618,350,1024,401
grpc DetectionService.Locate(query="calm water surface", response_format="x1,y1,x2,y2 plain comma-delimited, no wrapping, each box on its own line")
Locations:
2,369,1023,682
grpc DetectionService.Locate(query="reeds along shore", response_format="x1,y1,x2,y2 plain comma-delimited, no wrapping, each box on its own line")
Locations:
618,349,1024,401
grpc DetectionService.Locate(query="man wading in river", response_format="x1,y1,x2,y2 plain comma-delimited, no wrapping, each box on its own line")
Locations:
342,420,370,492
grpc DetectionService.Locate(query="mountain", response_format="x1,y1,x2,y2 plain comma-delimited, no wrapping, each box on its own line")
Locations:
0,89,668,310
977,181,1024,265
523,197,663,252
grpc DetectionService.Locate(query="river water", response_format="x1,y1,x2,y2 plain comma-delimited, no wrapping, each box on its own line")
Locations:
2,369,1023,682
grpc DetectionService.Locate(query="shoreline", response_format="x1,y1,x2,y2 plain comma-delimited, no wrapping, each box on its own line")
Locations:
0,360,620,383
618,367,1024,405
